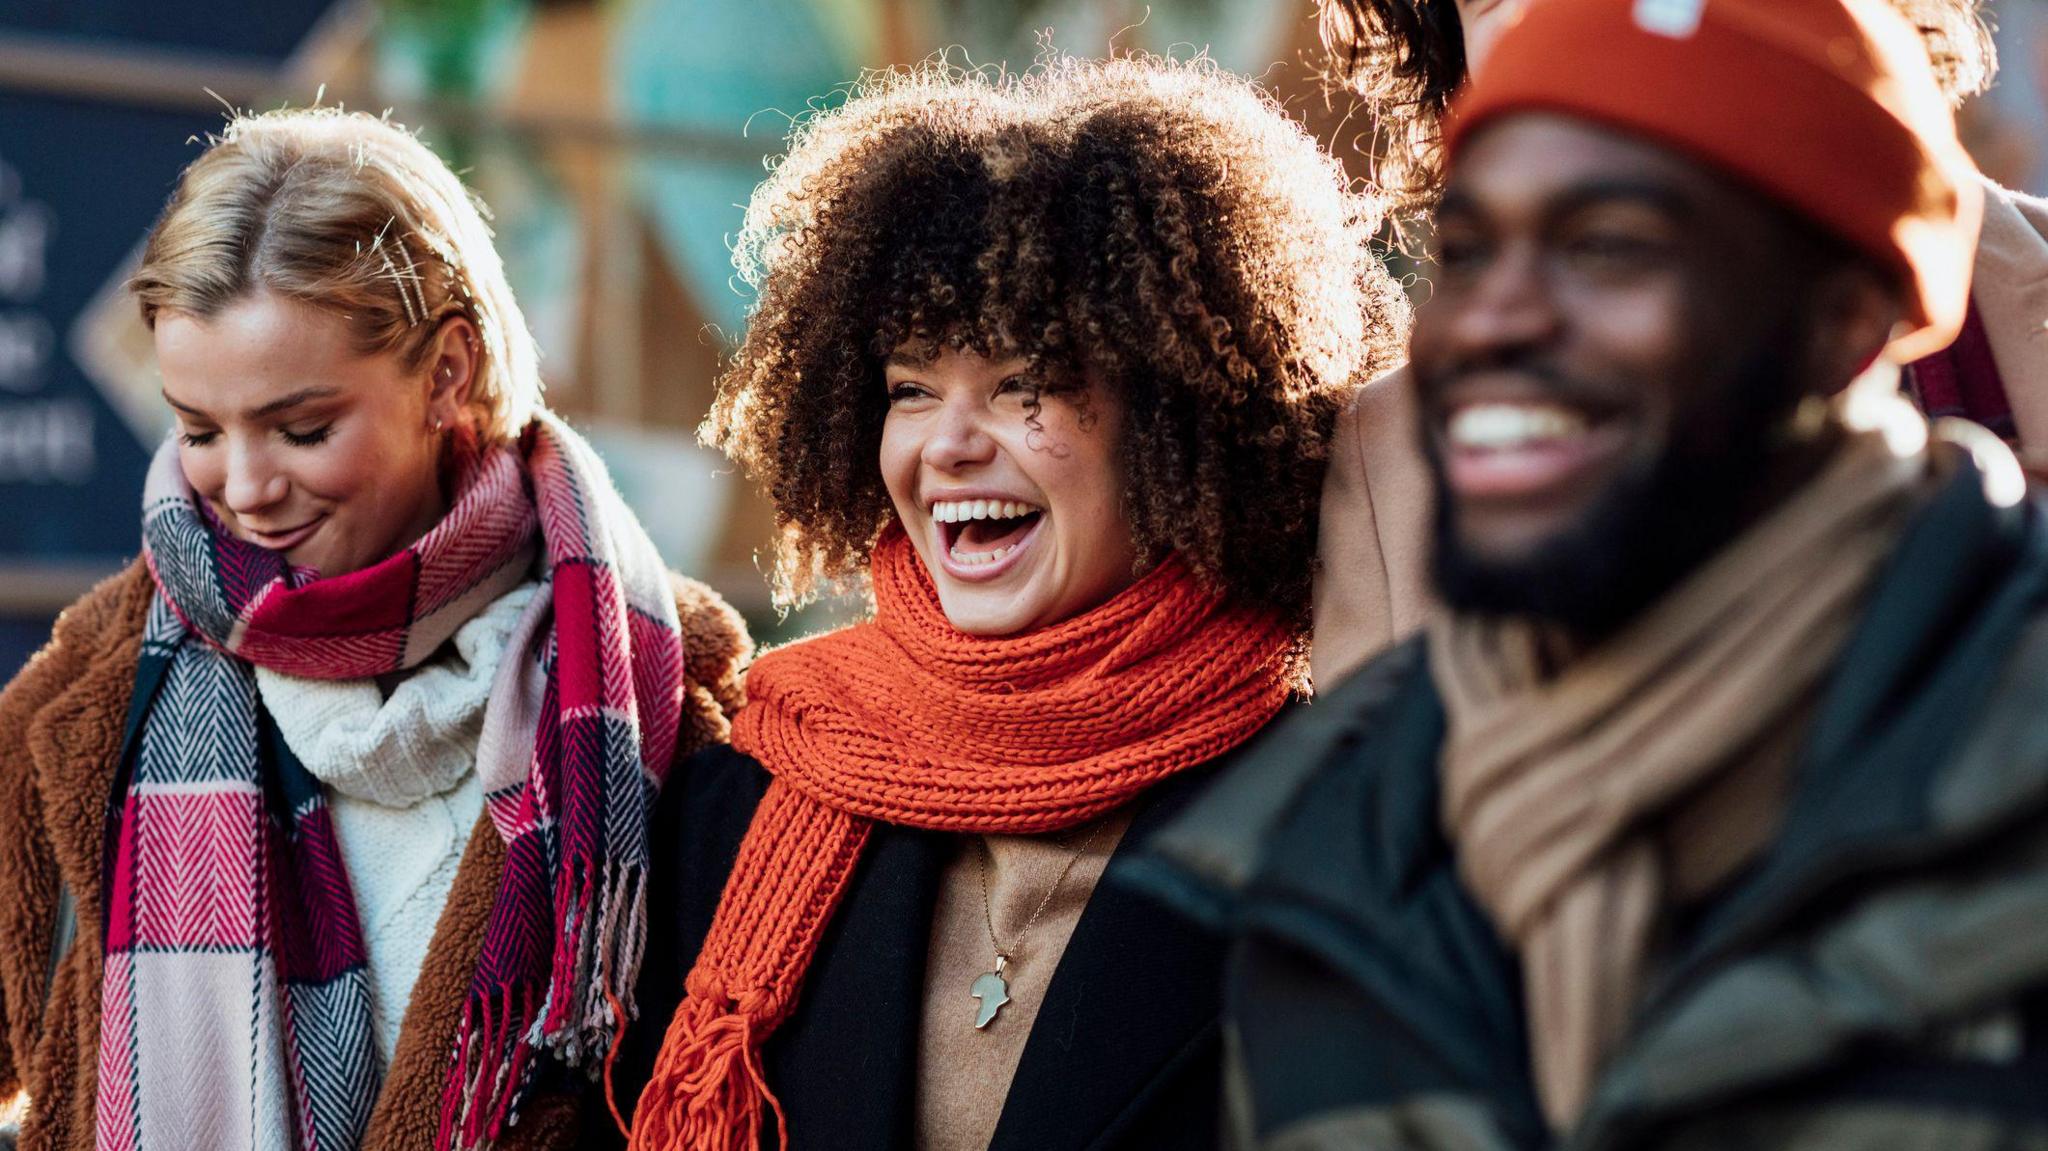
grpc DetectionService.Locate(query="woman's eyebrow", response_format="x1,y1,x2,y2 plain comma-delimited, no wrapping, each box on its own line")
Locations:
161,386,343,420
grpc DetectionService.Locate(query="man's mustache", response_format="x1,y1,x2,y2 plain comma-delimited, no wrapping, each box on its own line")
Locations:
1411,355,1624,418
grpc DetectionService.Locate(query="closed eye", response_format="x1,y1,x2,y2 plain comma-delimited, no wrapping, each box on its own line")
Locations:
281,424,333,447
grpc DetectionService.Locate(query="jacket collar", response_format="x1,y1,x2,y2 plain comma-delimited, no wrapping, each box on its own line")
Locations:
1654,458,2043,989
1235,655,1540,1118
1975,183,2048,447
26,562,155,944
1228,458,2048,1137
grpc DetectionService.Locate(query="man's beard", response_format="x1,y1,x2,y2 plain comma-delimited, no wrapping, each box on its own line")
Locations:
1427,343,1805,643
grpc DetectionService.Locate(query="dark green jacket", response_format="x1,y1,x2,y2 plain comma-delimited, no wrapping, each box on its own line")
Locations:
1122,462,2048,1151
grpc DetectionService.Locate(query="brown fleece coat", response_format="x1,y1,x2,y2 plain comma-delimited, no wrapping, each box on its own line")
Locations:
0,560,751,1151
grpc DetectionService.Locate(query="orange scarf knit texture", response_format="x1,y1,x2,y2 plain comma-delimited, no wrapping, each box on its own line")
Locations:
627,525,1295,1150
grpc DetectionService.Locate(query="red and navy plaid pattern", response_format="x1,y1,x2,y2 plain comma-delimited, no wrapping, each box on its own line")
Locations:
112,414,686,1151
1906,300,2016,442
98,594,394,1151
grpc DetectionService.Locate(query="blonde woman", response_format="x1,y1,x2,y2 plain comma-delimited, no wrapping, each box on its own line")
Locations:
0,109,748,1151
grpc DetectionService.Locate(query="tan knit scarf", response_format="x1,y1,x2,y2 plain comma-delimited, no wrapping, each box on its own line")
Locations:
1431,428,1939,1130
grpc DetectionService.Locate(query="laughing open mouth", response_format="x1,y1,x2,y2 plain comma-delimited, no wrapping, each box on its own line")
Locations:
1439,398,1631,503
932,498,1045,566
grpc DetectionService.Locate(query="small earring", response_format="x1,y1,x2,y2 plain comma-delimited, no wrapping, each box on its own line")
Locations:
431,417,446,434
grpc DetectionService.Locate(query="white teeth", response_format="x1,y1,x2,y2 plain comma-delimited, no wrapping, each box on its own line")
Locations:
948,541,1022,566
1447,403,1589,451
928,498,1043,523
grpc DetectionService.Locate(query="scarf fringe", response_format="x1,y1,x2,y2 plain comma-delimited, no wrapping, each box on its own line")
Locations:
542,859,650,1057
628,995,788,1151
438,862,650,1150
439,984,542,1151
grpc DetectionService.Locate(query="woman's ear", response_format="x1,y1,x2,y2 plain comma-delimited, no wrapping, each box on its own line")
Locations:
425,315,481,430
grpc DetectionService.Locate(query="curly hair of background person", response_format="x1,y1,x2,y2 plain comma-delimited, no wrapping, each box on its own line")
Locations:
1319,0,1998,218
704,52,1412,624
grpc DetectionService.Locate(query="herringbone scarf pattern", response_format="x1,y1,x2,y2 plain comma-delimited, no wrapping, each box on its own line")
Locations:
628,525,1296,1150
102,414,685,1151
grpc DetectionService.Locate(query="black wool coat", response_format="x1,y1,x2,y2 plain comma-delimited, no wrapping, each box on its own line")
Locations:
585,741,1239,1151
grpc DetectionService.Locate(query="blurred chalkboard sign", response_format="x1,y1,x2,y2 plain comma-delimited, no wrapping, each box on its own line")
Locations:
0,0,340,612
0,94,209,584
3,0,337,60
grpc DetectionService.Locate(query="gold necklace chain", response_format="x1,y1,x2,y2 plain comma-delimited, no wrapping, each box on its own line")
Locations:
975,820,1111,965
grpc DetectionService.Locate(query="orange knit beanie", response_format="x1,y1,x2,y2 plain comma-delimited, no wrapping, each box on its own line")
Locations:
1445,0,1983,363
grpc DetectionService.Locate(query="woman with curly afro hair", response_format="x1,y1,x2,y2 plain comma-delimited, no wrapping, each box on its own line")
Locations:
1309,0,2048,687
590,53,1409,1151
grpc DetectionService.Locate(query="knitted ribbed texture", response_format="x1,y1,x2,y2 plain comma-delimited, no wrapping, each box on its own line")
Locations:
1432,428,1938,1128
627,525,1295,1150
257,583,539,808
256,583,535,1064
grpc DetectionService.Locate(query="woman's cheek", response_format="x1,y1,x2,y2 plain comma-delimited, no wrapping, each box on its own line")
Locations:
878,422,920,513
177,446,224,501
292,435,377,505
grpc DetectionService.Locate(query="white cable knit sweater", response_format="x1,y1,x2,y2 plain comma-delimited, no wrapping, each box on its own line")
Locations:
254,582,542,1065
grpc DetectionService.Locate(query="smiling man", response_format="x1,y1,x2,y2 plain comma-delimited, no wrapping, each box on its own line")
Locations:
1308,0,2048,689
1124,0,2048,1148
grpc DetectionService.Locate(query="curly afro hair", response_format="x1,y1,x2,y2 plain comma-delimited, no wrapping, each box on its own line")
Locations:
1319,0,1998,218
704,53,1411,625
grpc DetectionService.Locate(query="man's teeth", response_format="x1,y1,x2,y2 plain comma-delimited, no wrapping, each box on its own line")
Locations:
1446,403,1590,450
949,541,1022,566
930,498,1043,523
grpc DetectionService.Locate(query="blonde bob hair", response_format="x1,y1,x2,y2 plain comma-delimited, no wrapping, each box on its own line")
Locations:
130,107,540,443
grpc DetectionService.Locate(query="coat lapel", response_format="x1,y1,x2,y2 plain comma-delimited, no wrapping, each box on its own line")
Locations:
753,768,1233,1151
989,774,1229,1151
764,822,950,1150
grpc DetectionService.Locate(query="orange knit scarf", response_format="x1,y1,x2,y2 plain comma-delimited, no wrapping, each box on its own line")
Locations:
628,525,1295,1150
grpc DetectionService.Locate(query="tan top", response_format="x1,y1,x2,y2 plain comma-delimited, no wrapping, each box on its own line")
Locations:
914,810,1135,1151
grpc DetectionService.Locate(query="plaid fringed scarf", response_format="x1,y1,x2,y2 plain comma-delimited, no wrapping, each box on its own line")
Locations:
100,413,686,1151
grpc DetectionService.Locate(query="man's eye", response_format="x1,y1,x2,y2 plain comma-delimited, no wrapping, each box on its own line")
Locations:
1564,233,1666,269
1433,234,1490,273
887,383,929,403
